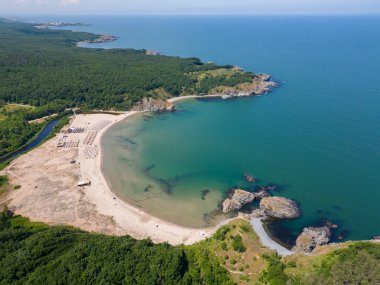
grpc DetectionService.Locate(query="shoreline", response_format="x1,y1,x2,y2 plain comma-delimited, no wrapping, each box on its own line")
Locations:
77,110,225,245
250,218,293,256
3,95,292,252
4,107,231,245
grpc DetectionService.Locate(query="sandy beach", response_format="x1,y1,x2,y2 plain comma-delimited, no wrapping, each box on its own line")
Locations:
250,218,293,256
2,96,292,251
167,94,224,103
2,110,229,245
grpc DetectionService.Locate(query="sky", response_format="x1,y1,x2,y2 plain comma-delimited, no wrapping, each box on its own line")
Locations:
1,0,380,15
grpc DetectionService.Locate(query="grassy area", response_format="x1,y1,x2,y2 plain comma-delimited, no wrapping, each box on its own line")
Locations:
189,219,275,284
0,103,34,121
0,175,9,196
2,103,34,112
189,67,244,81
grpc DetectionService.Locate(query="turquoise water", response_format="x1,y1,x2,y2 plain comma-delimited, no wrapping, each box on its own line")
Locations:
25,15,380,242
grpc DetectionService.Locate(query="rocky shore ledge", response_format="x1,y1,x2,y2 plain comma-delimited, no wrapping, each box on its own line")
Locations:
85,34,119,44
132,74,277,112
208,74,278,99
293,226,331,254
220,184,337,255
133,97,175,112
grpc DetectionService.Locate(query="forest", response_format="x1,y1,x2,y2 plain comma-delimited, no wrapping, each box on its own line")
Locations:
0,19,253,110
0,211,234,285
1,212,379,285
0,19,253,158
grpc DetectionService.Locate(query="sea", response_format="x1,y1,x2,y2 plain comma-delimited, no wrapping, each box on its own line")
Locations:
22,15,380,245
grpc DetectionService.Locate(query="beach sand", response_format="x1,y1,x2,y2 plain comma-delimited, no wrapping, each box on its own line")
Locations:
250,218,293,256
2,111,228,245
2,97,293,252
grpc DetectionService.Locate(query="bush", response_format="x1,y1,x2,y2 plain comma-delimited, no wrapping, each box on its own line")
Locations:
214,226,231,241
231,235,246,253
239,224,251,233
260,254,288,285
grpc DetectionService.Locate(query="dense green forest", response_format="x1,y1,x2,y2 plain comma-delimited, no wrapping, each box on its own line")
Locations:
1,212,379,285
0,19,254,158
0,19,254,110
0,211,234,285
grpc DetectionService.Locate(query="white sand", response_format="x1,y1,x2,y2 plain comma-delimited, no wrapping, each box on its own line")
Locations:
167,94,223,103
250,218,293,256
4,111,228,245
3,97,293,251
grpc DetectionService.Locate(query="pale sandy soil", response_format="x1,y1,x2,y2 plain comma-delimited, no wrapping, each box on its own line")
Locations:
2,110,228,245
1,96,291,250
167,94,223,103
250,218,293,256
28,113,57,124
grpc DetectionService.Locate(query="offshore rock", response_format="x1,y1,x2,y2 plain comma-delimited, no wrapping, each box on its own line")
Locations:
222,189,256,213
260,196,301,219
133,97,175,112
293,226,331,254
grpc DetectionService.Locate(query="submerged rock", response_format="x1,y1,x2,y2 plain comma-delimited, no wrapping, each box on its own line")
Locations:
133,97,175,112
260,196,301,219
222,189,256,213
293,226,331,254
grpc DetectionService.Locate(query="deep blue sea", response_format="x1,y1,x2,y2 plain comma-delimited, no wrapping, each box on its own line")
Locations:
22,15,380,243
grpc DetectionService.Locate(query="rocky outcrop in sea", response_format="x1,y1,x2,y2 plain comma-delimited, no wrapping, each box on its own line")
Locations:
222,189,257,212
258,196,301,220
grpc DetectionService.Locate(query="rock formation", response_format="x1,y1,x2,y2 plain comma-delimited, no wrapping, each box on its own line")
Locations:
133,97,175,112
222,189,257,213
213,74,278,99
259,196,301,219
293,226,331,254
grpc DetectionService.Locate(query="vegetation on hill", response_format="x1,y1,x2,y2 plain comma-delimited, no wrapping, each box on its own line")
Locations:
0,19,254,110
0,19,254,158
0,212,379,285
0,211,234,285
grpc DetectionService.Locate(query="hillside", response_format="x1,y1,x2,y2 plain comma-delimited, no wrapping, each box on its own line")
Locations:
1,212,379,285
0,19,254,110
0,19,258,159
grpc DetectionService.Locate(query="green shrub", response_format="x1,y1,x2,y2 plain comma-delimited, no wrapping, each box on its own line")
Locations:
214,226,231,241
231,235,246,253
239,224,251,233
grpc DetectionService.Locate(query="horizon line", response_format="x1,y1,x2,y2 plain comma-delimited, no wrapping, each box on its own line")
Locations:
2,12,380,17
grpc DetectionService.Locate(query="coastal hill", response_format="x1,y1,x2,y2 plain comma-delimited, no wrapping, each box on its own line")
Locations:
1,211,379,284
0,19,271,159
0,19,258,110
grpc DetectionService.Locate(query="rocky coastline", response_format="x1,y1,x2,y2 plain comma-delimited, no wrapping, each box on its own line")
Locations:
133,97,175,112
219,172,343,255
82,34,119,44
214,74,278,99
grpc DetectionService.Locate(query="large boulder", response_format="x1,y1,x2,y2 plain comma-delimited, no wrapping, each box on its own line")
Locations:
293,226,331,254
260,196,300,219
222,189,256,213
133,97,174,112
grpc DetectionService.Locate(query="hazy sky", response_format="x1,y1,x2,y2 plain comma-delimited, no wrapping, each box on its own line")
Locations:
1,0,380,15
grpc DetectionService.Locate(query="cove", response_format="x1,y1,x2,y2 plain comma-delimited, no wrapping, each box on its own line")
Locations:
33,15,380,243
